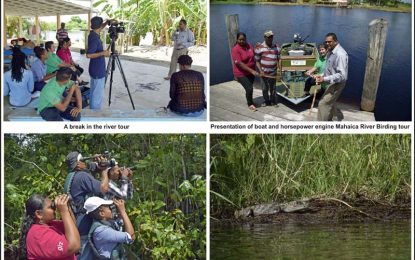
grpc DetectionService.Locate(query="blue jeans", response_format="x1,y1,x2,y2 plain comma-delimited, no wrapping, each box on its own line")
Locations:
172,109,204,117
39,106,81,121
89,77,105,109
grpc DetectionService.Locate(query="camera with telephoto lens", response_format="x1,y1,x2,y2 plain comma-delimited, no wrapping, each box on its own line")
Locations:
80,151,118,169
108,20,125,39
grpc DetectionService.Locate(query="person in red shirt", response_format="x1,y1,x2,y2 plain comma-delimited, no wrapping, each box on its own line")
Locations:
57,37,88,86
231,32,259,111
19,194,80,260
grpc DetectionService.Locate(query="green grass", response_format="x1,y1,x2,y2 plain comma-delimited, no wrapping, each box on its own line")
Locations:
210,135,411,216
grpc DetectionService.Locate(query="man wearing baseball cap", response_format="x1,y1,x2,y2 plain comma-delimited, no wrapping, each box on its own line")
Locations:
254,30,281,106
86,16,111,109
64,151,109,260
84,197,135,259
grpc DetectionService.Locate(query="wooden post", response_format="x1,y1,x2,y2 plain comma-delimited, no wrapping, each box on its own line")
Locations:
35,16,40,45
18,16,23,37
225,14,239,67
85,11,92,51
4,13,7,47
361,19,388,112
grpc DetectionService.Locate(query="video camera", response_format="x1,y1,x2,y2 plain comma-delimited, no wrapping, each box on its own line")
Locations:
108,20,125,39
80,151,118,169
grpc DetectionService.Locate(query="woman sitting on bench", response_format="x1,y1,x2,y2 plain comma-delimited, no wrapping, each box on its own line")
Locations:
3,47,35,107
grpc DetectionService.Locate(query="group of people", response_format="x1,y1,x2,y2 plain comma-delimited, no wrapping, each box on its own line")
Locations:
4,18,205,120
231,31,348,121
20,151,136,259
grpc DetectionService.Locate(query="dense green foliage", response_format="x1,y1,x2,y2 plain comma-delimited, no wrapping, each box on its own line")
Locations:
211,134,411,217
94,0,207,45
4,134,206,259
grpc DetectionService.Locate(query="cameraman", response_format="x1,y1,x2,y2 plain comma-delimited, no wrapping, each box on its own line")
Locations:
64,151,110,259
86,16,111,109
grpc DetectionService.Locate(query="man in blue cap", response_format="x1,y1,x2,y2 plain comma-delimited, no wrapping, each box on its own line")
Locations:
86,17,111,109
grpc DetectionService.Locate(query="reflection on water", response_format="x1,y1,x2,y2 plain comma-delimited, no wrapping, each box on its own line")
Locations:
211,221,410,259
210,5,412,120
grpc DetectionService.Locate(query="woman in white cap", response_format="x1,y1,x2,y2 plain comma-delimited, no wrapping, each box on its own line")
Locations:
231,32,259,111
84,197,135,259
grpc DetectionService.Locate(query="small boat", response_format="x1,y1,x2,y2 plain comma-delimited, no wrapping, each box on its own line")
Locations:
276,34,319,105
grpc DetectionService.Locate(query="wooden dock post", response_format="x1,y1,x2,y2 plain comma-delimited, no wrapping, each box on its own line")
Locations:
361,19,388,112
225,14,239,67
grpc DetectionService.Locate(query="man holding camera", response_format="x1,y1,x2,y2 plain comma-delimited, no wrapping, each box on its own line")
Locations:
164,19,195,80
64,151,110,260
86,16,111,109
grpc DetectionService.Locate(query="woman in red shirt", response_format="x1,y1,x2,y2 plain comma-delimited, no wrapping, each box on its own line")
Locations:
57,37,88,86
231,32,259,111
19,194,80,260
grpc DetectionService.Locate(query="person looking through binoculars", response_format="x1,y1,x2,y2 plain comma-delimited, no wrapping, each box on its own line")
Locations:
64,151,110,259
19,194,80,259
107,165,134,200
84,197,135,259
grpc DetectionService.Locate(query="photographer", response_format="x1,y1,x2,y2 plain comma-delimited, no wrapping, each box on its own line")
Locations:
19,194,80,259
64,151,110,259
86,16,111,109
84,197,135,259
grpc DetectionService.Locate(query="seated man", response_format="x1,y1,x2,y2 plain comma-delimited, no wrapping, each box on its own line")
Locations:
31,46,57,92
37,67,82,121
304,43,328,96
84,197,135,259
167,55,206,116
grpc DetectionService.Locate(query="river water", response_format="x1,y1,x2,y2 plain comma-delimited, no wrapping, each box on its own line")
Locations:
210,221,411,259
210,5,412,121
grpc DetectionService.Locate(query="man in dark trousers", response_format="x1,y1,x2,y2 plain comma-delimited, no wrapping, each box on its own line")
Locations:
168,55,206,116
315,32,349,121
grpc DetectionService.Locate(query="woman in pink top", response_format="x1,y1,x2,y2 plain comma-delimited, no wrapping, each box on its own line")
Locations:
19,194,80,260
57,37,88,86
231,32,259,111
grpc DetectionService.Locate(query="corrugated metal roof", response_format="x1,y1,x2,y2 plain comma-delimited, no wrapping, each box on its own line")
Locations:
4,0,93,16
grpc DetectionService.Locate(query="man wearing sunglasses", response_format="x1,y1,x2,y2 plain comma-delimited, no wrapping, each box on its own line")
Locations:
315,32,348,121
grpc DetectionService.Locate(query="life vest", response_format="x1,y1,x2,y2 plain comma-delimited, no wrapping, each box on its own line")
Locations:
88,220,126,260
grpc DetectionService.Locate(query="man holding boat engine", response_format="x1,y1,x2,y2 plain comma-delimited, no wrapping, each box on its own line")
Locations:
255,30,281,107
315,32,348,121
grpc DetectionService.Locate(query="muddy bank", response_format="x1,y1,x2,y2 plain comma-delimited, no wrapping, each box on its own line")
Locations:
212,198,411,226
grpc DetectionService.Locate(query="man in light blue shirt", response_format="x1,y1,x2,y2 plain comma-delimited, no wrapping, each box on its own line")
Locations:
316,32,348,121
84,197,135,259
164,19,195,80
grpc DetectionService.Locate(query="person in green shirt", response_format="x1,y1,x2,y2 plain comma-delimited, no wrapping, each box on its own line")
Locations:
38,67,82,121
44,41,87,86
304,43,328,96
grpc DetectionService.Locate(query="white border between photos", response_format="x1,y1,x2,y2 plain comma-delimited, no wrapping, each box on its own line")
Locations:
1,1,414,260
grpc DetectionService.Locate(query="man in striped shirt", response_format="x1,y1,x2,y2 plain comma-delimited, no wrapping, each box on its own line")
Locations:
255,30,280,106
56,23,68,44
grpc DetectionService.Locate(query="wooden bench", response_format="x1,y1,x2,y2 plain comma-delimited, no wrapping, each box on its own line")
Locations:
5,107,206,121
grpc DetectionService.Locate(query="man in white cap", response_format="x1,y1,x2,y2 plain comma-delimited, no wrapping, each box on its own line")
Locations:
84,196,135,259
254,30,281,106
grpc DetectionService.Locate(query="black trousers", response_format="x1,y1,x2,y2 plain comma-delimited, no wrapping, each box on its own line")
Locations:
304,77,316,93
237,75,255,106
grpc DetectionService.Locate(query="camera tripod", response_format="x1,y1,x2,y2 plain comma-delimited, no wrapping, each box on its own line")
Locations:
105,36,135,109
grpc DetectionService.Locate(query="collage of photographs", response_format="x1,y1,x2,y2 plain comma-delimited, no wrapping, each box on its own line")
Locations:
0,0,413,259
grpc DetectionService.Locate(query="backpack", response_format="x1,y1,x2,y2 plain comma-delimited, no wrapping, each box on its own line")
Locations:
88,221,126,260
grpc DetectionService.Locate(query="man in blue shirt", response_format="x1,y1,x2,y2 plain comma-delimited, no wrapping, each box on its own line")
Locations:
316,32,349,121
164,19,195,80
86,16,110,109
65,151,110,259
84,197,135,259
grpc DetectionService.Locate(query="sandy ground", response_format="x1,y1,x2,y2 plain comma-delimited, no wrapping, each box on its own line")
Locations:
124,45,207,67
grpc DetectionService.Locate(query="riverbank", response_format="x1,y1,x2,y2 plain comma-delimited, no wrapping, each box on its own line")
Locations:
212,197,411,225
210,1,412,13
